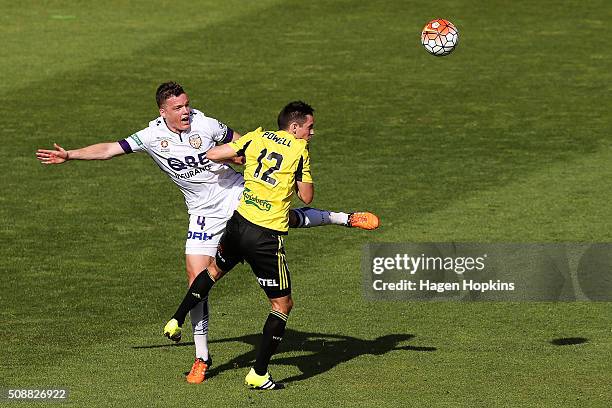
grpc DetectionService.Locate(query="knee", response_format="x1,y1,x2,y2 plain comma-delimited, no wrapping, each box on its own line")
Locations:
188,266,216,286
288,210,297,228
284,297,293,314
187,267,201,286
207,263,225,281
186,255,214,285
272,296,293,315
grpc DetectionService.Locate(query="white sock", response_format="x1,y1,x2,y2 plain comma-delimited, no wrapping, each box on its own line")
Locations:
292,207,349,227
329,211,350,225
190,298,209,361
193,335,209,362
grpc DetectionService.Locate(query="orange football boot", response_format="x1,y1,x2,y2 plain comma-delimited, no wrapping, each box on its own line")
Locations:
348,212,380,230
186,358,210,384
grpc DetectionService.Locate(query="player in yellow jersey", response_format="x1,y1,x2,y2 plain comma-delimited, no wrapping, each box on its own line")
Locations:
164,102,322,389
232,129,313,232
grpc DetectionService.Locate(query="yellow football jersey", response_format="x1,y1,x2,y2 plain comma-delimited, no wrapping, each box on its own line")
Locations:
228,127,312,232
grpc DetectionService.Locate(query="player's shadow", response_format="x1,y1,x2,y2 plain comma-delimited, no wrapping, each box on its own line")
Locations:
132,342,195,349
550,337,588,346
208,329,436,383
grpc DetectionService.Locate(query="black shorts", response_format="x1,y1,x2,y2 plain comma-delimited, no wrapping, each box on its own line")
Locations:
216,211,291,299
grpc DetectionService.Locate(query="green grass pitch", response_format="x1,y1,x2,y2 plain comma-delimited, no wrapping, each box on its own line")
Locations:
1,0,611,406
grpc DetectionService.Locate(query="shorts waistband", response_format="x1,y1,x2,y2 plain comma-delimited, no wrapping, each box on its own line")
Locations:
233,211,288,235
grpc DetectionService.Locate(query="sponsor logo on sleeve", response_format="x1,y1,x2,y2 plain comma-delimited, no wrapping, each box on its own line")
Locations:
130,134,144,147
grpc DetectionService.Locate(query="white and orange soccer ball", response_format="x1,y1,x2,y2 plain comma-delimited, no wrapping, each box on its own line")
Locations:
421,19,459,56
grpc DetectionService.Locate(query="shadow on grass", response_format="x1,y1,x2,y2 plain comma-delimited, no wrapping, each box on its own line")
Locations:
133,329,435,383
132,342,195,349
210,329,435,383
550,337,589,346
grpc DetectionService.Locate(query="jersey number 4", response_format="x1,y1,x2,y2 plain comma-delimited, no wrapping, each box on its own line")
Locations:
253,148,283,186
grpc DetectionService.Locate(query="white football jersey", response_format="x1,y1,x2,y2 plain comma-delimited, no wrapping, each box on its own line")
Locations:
119,109,244,218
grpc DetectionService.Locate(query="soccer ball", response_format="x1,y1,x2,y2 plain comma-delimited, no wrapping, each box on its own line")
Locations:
421,19,459,56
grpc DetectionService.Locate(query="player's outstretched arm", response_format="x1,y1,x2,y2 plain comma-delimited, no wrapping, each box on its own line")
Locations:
36,142,126,164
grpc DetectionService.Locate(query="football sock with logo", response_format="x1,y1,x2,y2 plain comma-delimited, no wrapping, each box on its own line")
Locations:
254,310,288,376
173,269,215,326
290,207,349,228
190,298,209,361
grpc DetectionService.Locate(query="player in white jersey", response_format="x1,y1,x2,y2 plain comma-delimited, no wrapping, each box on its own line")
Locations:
36,82,379,384
119,107,247,257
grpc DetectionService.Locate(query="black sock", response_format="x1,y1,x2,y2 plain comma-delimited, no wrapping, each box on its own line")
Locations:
254,311,288,376
172,269,215,326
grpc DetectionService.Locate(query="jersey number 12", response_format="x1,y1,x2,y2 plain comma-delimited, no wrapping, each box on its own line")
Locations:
253,148,283,186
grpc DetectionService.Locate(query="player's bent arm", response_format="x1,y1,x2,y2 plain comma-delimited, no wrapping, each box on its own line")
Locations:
222,156,246,166
36,142,125,164
206,144,238,162
296,181,314,205
214,131,244,165
224,131,245,165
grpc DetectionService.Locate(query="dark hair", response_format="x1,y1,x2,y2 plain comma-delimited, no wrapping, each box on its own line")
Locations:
156,82,185,107
277,101,314,130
